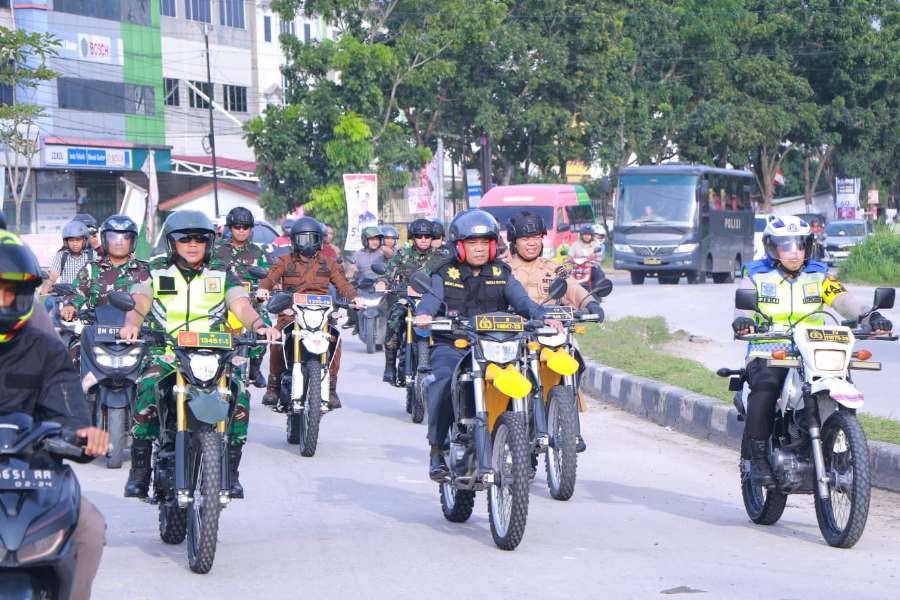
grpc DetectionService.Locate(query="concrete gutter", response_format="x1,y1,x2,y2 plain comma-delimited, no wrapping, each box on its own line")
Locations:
582,359,900,493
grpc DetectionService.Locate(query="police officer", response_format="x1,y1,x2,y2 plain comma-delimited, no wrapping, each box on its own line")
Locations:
733,216,892,485
413,209,561,480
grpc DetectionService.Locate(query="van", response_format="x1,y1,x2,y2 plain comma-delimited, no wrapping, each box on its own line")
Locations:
478,184,594,259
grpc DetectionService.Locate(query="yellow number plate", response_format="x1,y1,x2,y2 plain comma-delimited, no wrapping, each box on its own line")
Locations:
475,314,525,332
176,331,233,349
643,258,662,265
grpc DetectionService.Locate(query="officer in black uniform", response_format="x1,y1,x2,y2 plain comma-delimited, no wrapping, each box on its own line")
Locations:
414,209,560,480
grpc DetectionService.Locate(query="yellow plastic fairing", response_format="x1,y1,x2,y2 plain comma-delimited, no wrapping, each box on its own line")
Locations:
540,347,579,376
227,310,243,332
485,363,532,399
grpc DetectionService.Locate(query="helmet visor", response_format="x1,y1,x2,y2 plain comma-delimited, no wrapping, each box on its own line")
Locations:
0,283,35,315
292,232,321,247
170,230,212,243
770,236,807,255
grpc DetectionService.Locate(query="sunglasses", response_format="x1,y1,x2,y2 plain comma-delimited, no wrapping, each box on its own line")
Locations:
173,234,209,244
231,224,252,231
412,234,432,240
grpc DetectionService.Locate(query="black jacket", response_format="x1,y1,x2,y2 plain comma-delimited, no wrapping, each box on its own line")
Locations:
0,323,90,429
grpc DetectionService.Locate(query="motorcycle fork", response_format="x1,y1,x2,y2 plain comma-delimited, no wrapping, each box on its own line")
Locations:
404,307,414,381
320,329,330,404
291,324,304,404
803,383,830,500
471,357,493,475
174,370,189,496
529,354,548,440
218,373,229,499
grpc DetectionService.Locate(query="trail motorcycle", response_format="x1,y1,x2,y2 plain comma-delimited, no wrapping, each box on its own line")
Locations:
266,292,342,457
411,273,548,551
719,286,896,548
526,278,611,500
0,413,93,599
225,265,269,389
109,292,270,574
392,288,430,424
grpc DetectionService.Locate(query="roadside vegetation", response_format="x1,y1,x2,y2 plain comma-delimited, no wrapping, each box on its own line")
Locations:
579,317,900,446
839,230,900,287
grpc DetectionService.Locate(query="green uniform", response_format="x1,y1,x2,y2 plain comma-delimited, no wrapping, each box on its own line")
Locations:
131,257,251,445
66,256,149,311
384,244,439,351
212,238,271,280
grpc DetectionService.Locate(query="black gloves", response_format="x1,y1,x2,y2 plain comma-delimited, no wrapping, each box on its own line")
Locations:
732,317,755,334
586,302,604,323
869,311,893,332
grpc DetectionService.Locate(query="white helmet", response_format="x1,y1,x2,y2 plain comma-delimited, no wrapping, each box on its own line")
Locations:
762,215,814,269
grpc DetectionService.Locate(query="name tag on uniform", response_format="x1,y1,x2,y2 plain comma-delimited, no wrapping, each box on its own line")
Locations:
205,278,222,294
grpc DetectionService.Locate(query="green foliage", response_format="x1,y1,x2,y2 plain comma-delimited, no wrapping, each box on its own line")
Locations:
839,230,900,286
303,184,348,248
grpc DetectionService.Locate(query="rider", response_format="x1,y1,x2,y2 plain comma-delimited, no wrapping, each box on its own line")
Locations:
380,224,400,260
119,211,280,500
72,213,102,257
569,224,605,285
0,230,109,600
381,218,439,384
732,216,893,486
257,217,363,410
413,209,560,480
61,214,148,319
43,220,93,294
214,206,271,388
343,226,387,332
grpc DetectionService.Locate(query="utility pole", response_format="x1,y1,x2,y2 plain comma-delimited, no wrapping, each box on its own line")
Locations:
204,26,220,218
481,130,492,193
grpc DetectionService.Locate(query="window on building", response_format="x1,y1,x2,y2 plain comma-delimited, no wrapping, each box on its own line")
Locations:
184,0,211,23
125,84,155,116
219,0,244,28
161,0,176,17
280,18,295,36
164,78,180,106
58,78,155,115
188,80,212,109
264,16,272,42
304,23,311,43
0,83,12,107
224,85,247,113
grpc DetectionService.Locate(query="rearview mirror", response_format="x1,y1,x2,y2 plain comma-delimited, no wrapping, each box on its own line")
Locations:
547,277,568,301
108,291,136,312
591,279,613,298
247,266,268,280
410,271,433,296
266,292,293,314
735,289,759,312
557,222,571,233
872,287,895,311
371,262,387,275
51,283,75,296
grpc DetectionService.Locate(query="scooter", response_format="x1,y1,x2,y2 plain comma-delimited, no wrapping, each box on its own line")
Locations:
356,263,389,354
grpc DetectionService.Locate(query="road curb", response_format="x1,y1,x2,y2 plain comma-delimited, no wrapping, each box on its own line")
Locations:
582,359,900,493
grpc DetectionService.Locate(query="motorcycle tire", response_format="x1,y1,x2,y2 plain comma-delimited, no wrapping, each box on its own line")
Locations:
363,320,376,354
286,412,301,445
814,410,870,548
408,384,424,424
158,501,188,545
187,430,223,574
740,428,787,526
440,483,475,523
545,386,578,501
298,360,323,457
105,407,128,469
487,412,530,550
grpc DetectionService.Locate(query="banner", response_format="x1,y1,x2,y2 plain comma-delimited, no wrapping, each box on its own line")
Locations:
835,178,860,220
343,173,378,252
466,169,482,207
406,155,440,219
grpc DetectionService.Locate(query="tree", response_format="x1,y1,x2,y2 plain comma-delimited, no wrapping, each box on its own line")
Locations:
0,28,59,232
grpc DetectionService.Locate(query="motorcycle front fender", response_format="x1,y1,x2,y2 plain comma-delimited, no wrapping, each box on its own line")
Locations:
363,307,380,319
811,377,864,410
187,388,230,424
99,386,131,409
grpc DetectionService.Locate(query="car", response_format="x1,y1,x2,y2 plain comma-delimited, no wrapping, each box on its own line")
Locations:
753,214,775,260
824,219,868,266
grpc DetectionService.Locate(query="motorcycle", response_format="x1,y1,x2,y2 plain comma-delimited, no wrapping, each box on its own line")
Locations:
390,288,431,423
108,292,271,574
265,291,342,457
719,286,896,548
410,272,549,550
526,278,611,500
0,413,93,599
564,255,605,292
49,283,85,360
226,265,270,389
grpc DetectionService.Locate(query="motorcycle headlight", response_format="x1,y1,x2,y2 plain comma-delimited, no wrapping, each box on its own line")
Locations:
300,308,325,329
17,527,67,564
361,297,382,308
480,340,520,365
538,331,568,348
188,353,221,383
94,346,143,369
613,243,632,253
814,349,847,371
675,243,698,253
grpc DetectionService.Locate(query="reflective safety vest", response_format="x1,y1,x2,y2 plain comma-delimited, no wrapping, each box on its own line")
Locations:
149,261,228,335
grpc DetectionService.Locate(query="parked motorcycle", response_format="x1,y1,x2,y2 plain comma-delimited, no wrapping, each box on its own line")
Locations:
0,413,93,598
720,287,896,548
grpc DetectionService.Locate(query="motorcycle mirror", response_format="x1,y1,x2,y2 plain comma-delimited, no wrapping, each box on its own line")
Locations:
266,292,293,314
872,287,895,311
371,262,387,275
591,278,614,298
735,288,759,312
51,283,76,296
107,291,136,312
410,271,433,296
247,266,268,280
547,277,568,301
557,222,571,233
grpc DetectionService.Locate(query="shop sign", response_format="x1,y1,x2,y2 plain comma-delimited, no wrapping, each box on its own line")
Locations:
44,145,132,170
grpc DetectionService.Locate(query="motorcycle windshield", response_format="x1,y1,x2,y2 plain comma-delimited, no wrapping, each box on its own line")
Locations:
95,303,127,326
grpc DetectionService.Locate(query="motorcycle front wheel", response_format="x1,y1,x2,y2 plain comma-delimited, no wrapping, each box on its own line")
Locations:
409,340,428,424
187,430,223,574
298,360,323,457
440,482,475,523
487,412,530,550
739,428,787,525
815,410,870,548
361,318,376,354
545,385,578,501
105,406,129,469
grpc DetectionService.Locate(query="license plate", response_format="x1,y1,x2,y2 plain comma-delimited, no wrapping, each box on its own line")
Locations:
0,468,57,489
95,326,121,342
543,306,574,320
807,329,851,344
475,314,524,332
176,331,233,349
293,293,332,306
643,258,662,265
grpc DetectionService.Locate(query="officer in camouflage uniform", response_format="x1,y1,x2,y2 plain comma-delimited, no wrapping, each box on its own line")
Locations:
118,211,280,500
213,206,271,387
60,214,148,319
381,218,439,383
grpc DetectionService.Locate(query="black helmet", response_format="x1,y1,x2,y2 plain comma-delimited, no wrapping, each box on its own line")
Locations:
408,218,433,238
72,213,98,236
430,220,445,239
0,231,43,342
282,218,294,236
290,217,325,257
448,209,499,243
380,225,399,240
579,224,594,236
162,210,216,264
100,214,138,256
506,211,547,245
226,206,255,228
361,226,383,248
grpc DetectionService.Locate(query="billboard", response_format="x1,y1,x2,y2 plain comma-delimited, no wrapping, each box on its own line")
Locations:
343,173,378,252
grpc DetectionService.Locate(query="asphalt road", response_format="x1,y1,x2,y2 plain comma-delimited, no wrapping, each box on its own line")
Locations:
602,274,900,419
80,333,900,599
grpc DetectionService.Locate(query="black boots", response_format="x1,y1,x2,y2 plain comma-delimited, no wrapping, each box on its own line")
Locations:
749,440,775,487
429,444,449,481
262,375,279,407
328,373,341,410
249,357,266,388
228,444,244,499
124,439,152,498
383,350,397,384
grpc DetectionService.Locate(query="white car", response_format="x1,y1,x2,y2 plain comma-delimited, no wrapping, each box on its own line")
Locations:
753,214,776,260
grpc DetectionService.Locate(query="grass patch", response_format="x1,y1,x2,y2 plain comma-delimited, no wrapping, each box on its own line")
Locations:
839,230,900,286
579,316,900,446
